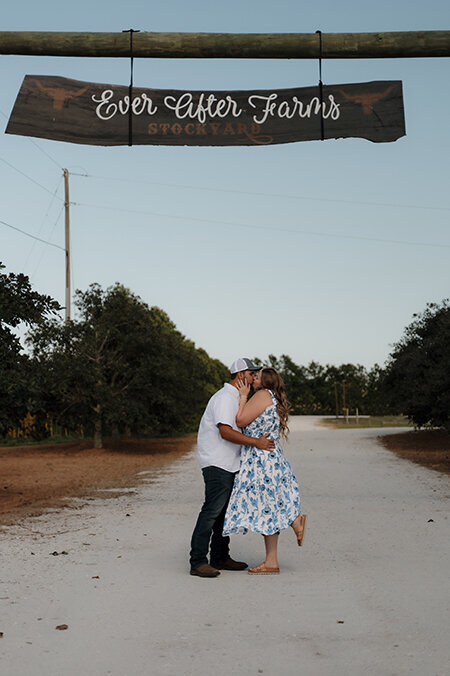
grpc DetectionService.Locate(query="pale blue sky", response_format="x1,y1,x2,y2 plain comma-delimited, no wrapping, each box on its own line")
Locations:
1,1,449,369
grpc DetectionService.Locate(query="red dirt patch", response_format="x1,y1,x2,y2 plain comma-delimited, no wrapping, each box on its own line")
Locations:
0,436,196,525
380,430,450,475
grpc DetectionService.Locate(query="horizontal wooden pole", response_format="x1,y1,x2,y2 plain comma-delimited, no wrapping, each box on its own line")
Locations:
0,31,449,59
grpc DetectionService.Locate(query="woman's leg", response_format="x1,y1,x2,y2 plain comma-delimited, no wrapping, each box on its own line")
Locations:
263,533,279,568
248,532,280,573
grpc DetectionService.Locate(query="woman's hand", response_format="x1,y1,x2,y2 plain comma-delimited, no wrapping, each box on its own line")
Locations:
236,378,250,400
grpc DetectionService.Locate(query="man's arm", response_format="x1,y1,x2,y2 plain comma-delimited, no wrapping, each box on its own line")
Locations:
217,424,275,451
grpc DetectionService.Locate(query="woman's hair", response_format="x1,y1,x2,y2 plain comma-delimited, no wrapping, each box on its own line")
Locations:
260,367,290,439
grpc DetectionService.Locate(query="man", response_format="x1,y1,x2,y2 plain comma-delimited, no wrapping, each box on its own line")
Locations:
189,357,276,578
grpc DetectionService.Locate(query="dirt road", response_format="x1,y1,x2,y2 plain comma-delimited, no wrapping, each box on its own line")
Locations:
1,417,449,675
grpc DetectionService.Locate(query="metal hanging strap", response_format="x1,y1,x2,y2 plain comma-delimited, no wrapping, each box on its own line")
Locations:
315,30,325,141
122,29,140,146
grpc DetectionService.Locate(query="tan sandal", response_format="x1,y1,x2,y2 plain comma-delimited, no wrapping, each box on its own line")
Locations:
248,562,280,575
292,514,307,546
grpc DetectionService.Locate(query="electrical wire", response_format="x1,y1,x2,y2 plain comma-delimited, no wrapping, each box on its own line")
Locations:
30,206,65,280
23,175,64,269
0,216,65,251
26,137,63,170
0,107,62,170
73,201,450,250
0,156,64,201
75,173,450,213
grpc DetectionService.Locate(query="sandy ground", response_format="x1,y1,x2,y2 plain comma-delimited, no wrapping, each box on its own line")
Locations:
381,429,450,475
0,436,196,523
1,417,449,676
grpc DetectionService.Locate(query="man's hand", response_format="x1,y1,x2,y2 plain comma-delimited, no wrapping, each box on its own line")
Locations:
255,433,275,451
218,425,275,451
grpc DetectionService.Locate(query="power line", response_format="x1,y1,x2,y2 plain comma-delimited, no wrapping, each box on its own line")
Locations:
0,107,62,170
26,137,63,170
30,206,65,280
24,175,64,269
73,201,450,250
0,156,64,201
76,173,450,213
0,217,65,251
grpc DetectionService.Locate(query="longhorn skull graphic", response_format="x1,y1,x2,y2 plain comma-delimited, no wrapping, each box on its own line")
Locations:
34,80,89,110
337,85,396,115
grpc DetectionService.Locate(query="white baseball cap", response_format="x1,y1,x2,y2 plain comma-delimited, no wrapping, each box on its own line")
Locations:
229,357,261,374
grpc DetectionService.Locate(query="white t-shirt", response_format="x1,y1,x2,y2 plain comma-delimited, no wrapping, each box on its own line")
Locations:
197,383,242,473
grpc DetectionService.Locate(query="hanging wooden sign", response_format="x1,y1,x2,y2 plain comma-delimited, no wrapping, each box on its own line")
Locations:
6,75,405,146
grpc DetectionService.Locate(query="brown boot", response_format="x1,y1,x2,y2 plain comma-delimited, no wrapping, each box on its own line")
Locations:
211,558,248,571
190,563,220,578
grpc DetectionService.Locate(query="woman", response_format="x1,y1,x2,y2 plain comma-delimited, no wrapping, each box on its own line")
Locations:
222,367,306,574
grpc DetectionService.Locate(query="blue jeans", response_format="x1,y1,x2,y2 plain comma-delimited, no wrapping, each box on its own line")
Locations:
189,465,236,569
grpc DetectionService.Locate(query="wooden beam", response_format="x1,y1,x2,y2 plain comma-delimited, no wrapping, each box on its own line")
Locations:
0,31,449,59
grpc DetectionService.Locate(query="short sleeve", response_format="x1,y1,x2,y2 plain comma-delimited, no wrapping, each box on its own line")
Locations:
213,394,236,428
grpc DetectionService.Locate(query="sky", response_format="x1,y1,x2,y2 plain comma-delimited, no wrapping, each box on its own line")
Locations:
1,1,449,371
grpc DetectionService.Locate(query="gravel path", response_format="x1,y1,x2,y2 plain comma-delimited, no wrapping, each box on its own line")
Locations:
1,417,449,676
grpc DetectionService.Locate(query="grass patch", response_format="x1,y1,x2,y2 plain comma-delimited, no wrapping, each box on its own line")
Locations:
321,415,411,429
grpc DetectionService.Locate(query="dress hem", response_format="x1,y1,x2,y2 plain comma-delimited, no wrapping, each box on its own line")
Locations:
223,513,301,537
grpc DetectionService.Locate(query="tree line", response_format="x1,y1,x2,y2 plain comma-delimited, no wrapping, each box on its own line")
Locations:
252,355,387,417
1,262,449,443
0,264,227,446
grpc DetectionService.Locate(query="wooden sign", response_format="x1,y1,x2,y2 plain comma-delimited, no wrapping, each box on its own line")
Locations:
6,75,405,146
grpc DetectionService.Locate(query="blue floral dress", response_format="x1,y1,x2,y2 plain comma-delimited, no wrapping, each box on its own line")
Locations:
223,390,301,536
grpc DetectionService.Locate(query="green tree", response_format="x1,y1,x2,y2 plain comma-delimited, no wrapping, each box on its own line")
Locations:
277,355,310,414
384,300,450,430
365,364,389,415
29,283,228,446
0,262,60,435
327,363,371,414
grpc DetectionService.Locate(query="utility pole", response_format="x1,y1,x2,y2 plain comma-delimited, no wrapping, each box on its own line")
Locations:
334,383,339,419
63,168,70,322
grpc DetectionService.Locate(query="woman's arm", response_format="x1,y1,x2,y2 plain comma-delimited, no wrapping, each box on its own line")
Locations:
236,387,272,428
